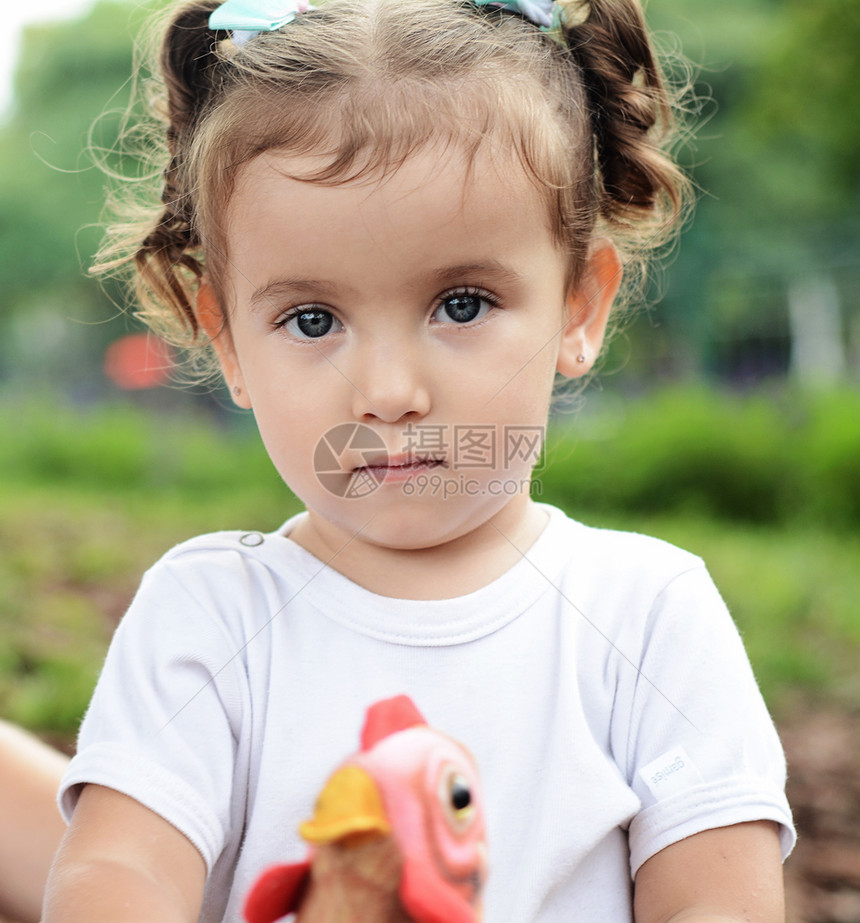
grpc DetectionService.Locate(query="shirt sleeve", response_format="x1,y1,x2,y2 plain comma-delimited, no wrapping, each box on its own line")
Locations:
59,552,251,872
614,564,795,877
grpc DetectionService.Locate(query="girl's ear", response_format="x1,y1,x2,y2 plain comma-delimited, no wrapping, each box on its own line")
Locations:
196,281,251,408
556,240,623,379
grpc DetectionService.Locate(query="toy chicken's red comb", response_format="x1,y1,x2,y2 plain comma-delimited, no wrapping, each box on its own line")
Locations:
360,695,427,751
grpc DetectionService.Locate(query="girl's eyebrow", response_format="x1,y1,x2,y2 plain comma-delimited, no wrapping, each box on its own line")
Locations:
250,279,350,310
427,261,525,288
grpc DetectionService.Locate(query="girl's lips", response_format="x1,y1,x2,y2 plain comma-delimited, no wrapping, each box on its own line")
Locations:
355,455,445,482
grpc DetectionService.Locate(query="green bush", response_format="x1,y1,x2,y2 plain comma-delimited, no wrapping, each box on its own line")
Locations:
540,387,860,528
0,400,280,497
793,391,860,528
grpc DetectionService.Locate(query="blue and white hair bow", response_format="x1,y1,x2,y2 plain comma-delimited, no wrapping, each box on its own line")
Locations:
472,0,559,30
209,0,563,43
209,0,315,44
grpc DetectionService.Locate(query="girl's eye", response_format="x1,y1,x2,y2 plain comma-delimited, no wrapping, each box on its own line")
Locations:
434,291,494,326
279,308,340,339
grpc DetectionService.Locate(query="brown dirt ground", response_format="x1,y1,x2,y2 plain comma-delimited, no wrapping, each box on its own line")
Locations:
4,708,857,922
782,708,860,923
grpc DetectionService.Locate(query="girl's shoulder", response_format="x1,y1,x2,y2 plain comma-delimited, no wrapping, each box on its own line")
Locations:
155,511,305,568
540,506,720,628
138,520,308,600
161,527,277,560
124,521,317,644
542,504,705,576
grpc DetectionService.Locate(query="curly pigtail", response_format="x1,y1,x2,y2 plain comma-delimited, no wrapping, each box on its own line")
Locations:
134,0,225,342
560,0,690,241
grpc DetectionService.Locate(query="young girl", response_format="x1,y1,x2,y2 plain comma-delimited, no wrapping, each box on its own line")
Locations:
45,0,794,919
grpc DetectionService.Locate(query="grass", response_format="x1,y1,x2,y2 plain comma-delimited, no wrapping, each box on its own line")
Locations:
539,386,860,529
0,390,857,737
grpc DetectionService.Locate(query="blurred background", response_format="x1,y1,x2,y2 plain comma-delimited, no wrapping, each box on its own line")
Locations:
0,1,857,920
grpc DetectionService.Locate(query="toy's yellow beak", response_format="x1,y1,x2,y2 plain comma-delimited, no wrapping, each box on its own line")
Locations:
299,765,391,845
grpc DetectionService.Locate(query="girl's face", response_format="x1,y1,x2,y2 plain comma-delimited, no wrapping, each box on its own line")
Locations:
208,145,617,556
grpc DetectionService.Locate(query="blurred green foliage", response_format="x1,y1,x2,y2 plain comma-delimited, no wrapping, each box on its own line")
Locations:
0,2,138,392
0,3,134,298
630,0,860,378
0,401,279,498
541,387,860,528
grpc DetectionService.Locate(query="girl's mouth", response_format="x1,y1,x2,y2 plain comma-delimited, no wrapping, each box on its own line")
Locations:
355,454,446,483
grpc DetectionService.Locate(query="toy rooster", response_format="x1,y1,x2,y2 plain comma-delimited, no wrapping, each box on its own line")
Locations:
244,695,487,923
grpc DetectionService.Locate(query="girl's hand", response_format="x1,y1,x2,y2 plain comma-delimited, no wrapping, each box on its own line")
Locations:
633,820,785,923
43,784,206,923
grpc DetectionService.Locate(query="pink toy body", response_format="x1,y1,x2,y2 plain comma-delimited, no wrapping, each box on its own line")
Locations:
244,696,487,923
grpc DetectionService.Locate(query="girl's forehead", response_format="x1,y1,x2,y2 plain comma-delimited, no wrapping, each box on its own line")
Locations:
221,143,570,300
230,141,549,225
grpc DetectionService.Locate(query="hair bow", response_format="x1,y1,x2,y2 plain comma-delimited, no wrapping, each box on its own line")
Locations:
472,0,562,30
209,0,315,44
209,0,562,43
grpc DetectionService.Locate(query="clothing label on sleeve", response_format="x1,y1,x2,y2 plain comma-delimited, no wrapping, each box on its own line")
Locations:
639,746,703,799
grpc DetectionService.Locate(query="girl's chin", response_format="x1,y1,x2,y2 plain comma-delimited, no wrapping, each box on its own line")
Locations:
312,491,528,553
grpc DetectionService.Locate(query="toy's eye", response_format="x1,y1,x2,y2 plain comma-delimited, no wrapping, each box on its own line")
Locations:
451,775,472,812
439,767,475,830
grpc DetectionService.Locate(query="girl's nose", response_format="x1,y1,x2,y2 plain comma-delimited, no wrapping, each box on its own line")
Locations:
349,340,431,424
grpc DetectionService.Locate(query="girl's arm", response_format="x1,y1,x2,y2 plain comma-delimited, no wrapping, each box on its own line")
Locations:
44,784,206,923
0,720,69,923
633,820,785,923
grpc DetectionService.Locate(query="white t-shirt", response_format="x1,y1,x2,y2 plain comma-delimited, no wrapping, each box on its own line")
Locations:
60,504,794,922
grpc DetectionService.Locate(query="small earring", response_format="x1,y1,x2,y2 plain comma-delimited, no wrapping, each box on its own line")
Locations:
233,385,241,396
576,354,586,364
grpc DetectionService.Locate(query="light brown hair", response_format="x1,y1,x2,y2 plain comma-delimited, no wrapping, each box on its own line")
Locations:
95,0,692,376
